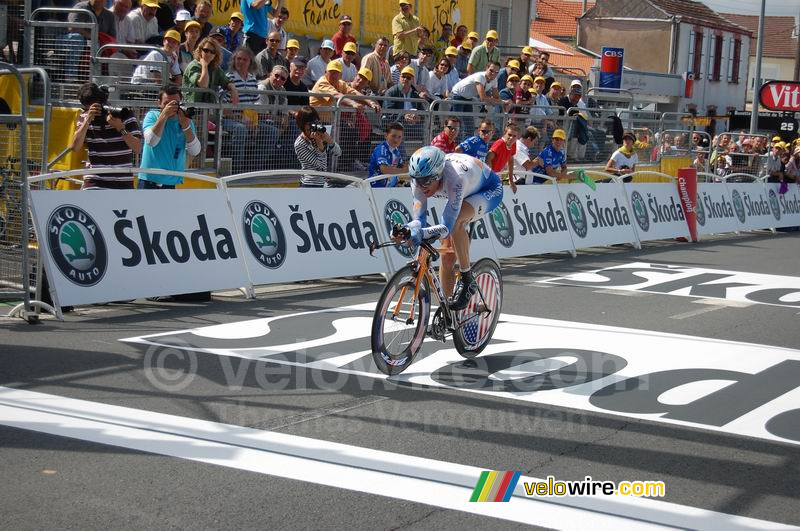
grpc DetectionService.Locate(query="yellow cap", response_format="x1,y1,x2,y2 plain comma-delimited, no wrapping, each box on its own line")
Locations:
343,42,358,54
552,129,567,140
534,76,546,83
230,11,244,22
287,39,300,49
772,135,782,142
460,40,473,51
550,81,563,89
163,29,181,42
141,0,159,7
507,74,520,82
327,60,343,73
183,20,201,32
445,46,458,56
468,31,479,40
401,65,416,76
486,30,499,40
522,46,535,56
775,142,787,150
399,0,411,4
357,67,373,81
520,74,533,83
507,59,520,69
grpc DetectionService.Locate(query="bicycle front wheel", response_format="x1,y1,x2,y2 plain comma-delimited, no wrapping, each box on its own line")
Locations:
453,258,503,358
371,265,430,376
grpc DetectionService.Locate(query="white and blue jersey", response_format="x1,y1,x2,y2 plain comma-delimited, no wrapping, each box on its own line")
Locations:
531,144,566,181
457,135,489,162
368,141,405,187
409,153,503,240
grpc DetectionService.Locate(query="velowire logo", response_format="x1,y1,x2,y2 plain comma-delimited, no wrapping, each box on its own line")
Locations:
47,205,107,286
383,199,413,258
731,189,746,223
489,202,514,248
768,189,781,221
243,201,286,269
630,191,649,232
565,192,588,238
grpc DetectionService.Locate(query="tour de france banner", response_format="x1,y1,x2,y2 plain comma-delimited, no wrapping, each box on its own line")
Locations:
763,182,800,228
227,187,390,284
556,183,638,249
723,181,798,232
30,190,250,306
623,183,691,242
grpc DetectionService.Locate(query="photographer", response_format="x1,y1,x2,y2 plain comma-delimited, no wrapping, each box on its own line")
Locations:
70,82,142,190
293,106,341,188
138,85,201,189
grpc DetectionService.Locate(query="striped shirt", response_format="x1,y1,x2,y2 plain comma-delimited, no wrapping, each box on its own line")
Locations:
76,112,142,182
226,71,260,103
294,134,342,187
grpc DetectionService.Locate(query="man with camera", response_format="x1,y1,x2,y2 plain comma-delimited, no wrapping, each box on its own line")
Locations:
138,84,202,189
70,83,142,190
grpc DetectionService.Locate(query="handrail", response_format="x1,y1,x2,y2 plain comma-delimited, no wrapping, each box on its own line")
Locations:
219,169,365,186
28,167,223,186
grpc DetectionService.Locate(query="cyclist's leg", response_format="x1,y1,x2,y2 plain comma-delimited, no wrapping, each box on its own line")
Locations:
439,202,475,298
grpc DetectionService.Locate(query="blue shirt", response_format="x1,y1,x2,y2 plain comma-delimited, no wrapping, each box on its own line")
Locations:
532,144,566,182
139,109,197,185
220,25,243,53
241,0,274,38
457,135,488,161
369,141,405,187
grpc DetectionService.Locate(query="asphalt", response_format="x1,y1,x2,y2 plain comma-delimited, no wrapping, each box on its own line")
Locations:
1,230,799,529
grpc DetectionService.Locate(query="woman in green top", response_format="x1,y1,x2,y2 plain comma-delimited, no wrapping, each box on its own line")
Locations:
183,38,240,105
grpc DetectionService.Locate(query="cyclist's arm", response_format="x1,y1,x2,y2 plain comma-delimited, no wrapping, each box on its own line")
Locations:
419,176,461,240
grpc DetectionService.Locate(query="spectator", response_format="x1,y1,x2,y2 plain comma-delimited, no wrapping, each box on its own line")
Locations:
350,67,374,95
362,37,392,95
434,23,452,62
131,30,183,85
546,80,563,106
498,74,520,113
449,61,501,135
467,30,500,75
70,0,117,40
416,26,433,54
284,56,309,105
487,122,519,192
456,119,494,162
220,12,245,53
454,41,471,78
411,46,434,88
304,39,334,87
242,0,279,55
451,24,467,47
209,28,233,71
193,0,213,39
336,42,359,82
293,106,342,187
558,80,588,160
390,51,411,86
255,30,287,79
785,147,800,183
61,0,116,80
518,46,535,74
70,82,142,189
258,64,296,164
226,46,266,172
536,51,555,78
228,46,260,101
126,0,160,46
369,122,408,187
332,15,357,58
634,129,652,150
497,59,520,90
183,37,240,104
531,128,569,184
112,0,134,47
425,58,451,100
431,117,460,153
383,65,424,136
765,142,786,182
138,84,201,189
513,126,544,183
443,46,460,90
605,131,638,181
467,31,480,47
392,1,421,56
285,39,300,63
179,20,202,71
529,75,550,118
156,0,183,32
174,9,192,33
267,6,290,50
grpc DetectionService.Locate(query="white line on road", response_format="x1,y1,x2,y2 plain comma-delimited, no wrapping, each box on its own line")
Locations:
0,387,792,530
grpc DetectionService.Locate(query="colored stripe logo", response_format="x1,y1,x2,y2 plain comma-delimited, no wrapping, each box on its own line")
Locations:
469,471,521,502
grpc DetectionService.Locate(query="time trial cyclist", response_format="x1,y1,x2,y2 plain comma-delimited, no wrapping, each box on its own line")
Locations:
391,146,504,311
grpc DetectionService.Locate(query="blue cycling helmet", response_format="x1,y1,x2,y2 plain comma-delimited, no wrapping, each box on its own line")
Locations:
409,146,446,182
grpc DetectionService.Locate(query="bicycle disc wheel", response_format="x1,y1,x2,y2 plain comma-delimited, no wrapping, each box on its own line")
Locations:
371,265,430,376
453,258,503,358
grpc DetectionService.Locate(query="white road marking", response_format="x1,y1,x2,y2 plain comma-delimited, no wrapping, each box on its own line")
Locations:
0,387,792,530
668,306,726,320
592,289,652,297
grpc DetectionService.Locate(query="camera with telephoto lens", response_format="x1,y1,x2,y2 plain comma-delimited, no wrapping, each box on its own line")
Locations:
309,123,327,133
101,105,132,120
179,105,196,119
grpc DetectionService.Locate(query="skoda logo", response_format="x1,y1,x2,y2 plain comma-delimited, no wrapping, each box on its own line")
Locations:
630,191,649,232
489,202,514,248
731,190,746,223
383,199,413,258
243,200,286,269
695,195,706,226
565,192,588,238
47,205,107,287
768,189,781,221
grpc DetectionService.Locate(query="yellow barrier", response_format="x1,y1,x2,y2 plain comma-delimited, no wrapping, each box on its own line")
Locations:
659,157,693,179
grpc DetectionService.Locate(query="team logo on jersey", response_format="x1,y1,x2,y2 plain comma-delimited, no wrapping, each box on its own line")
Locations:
768,189,781,221
630,191,650,232
383,200,413,258
731,190,746,223
565,192,588,238
47,205,107,286
243,201,286,269
695,194,706,226
489,202,515,248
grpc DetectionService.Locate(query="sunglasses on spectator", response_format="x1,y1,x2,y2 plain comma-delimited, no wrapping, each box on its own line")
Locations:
345,51,356,55
273,74,287,81
445,124,459,130
200,48,216,54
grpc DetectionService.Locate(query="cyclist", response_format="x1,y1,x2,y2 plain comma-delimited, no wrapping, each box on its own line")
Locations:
392,146,503,310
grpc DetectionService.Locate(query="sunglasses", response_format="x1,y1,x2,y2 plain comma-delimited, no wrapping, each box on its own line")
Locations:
200,47,215,54
414,176,437,187
445,125,459,130
345,51,356,55
273,74,287,81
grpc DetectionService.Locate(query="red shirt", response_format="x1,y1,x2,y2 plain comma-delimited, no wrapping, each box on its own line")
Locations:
489,138,516,172
431,132,457,153
332,31,357,58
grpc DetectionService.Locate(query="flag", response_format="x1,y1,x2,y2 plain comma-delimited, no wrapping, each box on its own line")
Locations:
576,169,596,191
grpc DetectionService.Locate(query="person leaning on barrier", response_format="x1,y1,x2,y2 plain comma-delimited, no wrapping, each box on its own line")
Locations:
513,126,545,184
284,56,310,105
785,147,800,184
131,29,183,85
362,37,392,95
449,61,501,137
765,142,786,182
138,85,201,189
293,106,342,187
431,117,461,153
486,122,520,193
183,37,240,104
310,60,380,112
368,122,408,187
70,82,142,190
605,131,638,182
350,68,374,96
531,128,569,184
455,119,494,162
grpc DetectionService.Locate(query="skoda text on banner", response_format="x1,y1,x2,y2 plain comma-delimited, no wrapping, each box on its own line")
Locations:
30,190,250,306
625,182,691,242
558,184,638,249
676,168,698,242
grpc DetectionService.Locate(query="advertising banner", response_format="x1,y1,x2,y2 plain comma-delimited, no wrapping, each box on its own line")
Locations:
30,190,250,306
599,47,624,90
557,183,638,249
723,182,783,232
624,183,691,242
694,183,741,235
763,183,800,229
675,168,698,241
